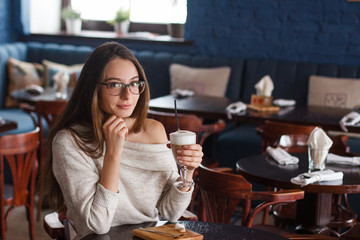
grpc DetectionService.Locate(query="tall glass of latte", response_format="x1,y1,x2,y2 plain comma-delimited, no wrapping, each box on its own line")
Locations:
170,130,196,188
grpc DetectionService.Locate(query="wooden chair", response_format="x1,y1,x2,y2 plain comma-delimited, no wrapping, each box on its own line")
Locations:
0,128,40,240
196,164,304,228
256,120,357,233
33,100,67,221
256,120,350,155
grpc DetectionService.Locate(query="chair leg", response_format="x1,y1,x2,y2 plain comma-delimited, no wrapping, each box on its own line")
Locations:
0,205,6,240
25,202,36,240
37,149,44,221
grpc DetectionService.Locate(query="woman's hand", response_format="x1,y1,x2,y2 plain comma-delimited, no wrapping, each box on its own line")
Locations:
102,115,128,158
101,115,128,193
168,143,203,192
175,144,203,170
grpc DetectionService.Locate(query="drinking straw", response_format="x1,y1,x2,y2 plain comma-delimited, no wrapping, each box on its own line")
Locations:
174,99,180,131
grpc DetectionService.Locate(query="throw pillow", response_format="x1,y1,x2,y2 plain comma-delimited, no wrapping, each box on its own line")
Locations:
42,60,83,87
6,57,44,107
169,64,231,97
308,75,360,109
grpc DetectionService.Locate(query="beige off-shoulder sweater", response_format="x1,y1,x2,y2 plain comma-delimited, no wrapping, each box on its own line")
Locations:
52,126,193,239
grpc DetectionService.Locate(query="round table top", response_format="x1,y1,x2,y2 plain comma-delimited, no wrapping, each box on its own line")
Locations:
10,88,71,103
236,153,360,194
81,221,289,240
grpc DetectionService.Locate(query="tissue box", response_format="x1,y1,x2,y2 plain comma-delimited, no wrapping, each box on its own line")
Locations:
251,94,273,107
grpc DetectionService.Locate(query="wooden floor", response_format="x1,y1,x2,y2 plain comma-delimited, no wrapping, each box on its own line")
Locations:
6,206,51,240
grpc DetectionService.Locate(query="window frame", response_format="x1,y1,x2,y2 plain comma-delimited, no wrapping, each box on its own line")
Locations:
61,0,171,35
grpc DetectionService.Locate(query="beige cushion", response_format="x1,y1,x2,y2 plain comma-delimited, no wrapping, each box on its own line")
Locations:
42,60,83,88
308,75,360,109
169,64,231,97
6,57,44,107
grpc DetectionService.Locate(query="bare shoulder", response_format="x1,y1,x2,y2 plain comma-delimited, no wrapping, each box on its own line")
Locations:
143,118,168,144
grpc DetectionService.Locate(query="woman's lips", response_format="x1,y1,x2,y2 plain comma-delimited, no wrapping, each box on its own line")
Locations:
117,104,132,110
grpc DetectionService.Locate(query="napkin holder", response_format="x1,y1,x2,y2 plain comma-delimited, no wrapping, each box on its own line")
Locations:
248,94,280,112
251,94,273,107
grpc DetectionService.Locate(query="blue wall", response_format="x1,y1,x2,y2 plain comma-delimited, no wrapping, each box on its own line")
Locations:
0,0,27,43
186,0,360,66
3,0,360,66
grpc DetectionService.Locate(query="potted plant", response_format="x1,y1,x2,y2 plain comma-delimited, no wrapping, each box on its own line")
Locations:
61,5,82,35
167,0,185,38
108,7,130,36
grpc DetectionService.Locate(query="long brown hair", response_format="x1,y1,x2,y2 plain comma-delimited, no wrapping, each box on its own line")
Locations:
41,42,150,213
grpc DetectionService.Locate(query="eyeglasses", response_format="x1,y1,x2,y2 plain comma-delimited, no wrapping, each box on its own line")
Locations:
101,81,146,96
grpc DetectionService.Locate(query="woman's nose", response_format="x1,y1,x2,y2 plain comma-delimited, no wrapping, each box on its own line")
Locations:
120,86,131,98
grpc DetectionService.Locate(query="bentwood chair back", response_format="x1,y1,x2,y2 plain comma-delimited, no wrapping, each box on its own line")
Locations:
0,128,40,240
256,120,350,155
35,100,67,221
196,164,304,227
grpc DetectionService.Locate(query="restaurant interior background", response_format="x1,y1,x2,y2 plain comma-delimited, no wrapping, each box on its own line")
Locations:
3,0,360,66
1,0,360,233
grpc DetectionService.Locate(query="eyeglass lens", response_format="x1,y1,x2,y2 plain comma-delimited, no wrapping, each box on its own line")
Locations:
107,81,145,96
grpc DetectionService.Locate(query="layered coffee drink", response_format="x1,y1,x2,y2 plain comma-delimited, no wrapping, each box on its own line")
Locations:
170,130,196,163
169,130,196,188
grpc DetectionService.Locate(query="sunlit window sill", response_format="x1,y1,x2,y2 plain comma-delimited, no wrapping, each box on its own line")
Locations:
23,30,193,46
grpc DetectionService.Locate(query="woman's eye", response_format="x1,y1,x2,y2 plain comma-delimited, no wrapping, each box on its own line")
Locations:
130,81,140,87
109,82,122,88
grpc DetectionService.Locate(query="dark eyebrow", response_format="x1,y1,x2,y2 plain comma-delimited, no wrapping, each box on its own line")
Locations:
103,76,140,83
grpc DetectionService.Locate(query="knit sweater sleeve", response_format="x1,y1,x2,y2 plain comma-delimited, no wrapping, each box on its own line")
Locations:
52,130,119,235
156,171,194,222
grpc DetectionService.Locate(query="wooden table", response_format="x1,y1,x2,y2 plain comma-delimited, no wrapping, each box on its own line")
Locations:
81,221,290,240
0,119,17,133
236,153,360,235
10,88,71,104
149,95,360,133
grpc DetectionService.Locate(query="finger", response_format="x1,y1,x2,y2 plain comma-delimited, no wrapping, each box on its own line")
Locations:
178,156,202,163
182,144,202,151
178,157,202,168
103,115,117,128
176,148,204,158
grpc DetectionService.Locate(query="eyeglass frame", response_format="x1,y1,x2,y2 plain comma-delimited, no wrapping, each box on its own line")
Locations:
100,80,146,96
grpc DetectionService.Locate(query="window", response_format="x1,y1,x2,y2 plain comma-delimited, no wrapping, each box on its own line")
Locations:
71,0,187,24
66,0,187,34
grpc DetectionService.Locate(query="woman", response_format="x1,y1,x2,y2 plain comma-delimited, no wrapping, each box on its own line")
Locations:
41,42,203,238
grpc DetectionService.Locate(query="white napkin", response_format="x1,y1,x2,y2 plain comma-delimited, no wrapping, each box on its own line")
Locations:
266,146,299,165
307,127,333,149
171,88,194,98
339,111,360,132
291,169,343,186
327,153,360,166
255,75,274,97
0,116,4,124
273,99,296,107
226,101,247,119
